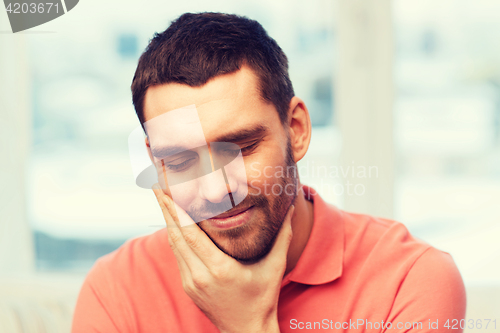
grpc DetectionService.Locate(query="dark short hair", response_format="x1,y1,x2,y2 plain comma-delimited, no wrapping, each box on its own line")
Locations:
131,12,294,125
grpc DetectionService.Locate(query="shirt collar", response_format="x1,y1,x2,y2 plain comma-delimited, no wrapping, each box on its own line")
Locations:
286,185,344,286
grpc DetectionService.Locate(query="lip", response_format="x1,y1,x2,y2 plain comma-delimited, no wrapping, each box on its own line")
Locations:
206,206,253,230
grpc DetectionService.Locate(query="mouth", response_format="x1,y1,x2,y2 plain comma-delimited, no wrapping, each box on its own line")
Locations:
205,205,254,230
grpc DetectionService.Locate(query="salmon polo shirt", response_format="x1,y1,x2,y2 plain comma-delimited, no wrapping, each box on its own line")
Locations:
72,186,466,332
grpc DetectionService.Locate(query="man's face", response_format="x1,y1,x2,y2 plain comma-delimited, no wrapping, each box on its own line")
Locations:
143,66,297,262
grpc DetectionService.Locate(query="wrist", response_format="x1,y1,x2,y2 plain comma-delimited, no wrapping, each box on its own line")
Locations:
220,324,279,333
260,319,280,333
257,310,280,333
218,312,280,333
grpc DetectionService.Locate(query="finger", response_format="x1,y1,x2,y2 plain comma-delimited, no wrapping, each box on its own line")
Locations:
152,184,177,228
160,189,190,228
167,231,192,280
163,194,232,267
152,184,206,271
262,204,295,268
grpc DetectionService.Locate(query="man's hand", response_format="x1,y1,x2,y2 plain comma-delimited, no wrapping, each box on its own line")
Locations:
152,185,294,333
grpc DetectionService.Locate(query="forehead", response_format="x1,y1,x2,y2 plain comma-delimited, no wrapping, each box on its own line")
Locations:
143,66,280,143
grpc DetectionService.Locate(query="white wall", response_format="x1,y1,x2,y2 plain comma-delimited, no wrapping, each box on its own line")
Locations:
0,33,35,275
335,0,395,219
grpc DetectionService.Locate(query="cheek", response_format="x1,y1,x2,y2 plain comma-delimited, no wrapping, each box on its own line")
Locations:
246,160,283,192
168,181,200,210
154,163,200,209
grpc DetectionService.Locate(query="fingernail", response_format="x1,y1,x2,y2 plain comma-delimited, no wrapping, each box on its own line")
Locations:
152,184,160,190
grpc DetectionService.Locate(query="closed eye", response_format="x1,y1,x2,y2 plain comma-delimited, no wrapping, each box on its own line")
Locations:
166,158,196,172
222,141,259,157
240,141,259,154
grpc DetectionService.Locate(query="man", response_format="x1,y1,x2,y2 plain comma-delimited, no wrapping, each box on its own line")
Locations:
72,12,466,332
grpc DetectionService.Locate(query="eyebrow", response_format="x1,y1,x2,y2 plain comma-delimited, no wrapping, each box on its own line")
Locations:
212,124,269,144
150,145,191,158
150,124,269,158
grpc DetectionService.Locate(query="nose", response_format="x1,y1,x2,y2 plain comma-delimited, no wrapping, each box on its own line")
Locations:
197,169,232,204
220,153,248,206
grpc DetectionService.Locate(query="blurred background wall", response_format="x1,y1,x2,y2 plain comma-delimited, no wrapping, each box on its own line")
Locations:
1,0,499,332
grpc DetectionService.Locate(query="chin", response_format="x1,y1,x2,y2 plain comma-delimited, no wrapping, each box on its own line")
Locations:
202,221,280,263
218,239,272,263
229,247,273,263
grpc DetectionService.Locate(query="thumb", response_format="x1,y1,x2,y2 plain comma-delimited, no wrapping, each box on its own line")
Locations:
263,204,295,268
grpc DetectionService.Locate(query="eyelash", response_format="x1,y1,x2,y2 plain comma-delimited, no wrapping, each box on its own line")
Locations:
166,142,259,171
167,158,194,171
239,142,259,154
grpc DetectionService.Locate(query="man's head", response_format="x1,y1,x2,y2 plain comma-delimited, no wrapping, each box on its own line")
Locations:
131,13,311,262
131,12,294,126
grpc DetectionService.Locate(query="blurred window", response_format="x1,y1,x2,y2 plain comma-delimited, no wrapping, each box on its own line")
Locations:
394,0,500,283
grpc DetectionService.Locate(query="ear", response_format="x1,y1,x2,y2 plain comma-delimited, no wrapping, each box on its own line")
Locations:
287,96,312,163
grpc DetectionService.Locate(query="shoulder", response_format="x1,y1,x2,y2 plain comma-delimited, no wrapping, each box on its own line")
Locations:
386,246,466,326
341,209,463,278
83,227,177,297
73,229,185,331
399,246,466,306
340,210,432,267
337,209,465,319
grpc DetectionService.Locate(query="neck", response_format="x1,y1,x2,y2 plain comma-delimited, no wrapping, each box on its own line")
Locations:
284,185,314,276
